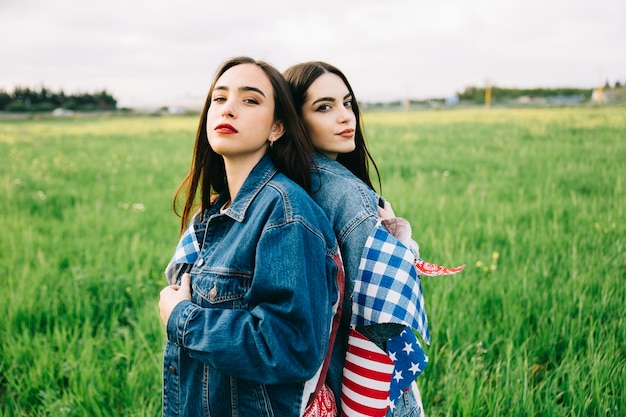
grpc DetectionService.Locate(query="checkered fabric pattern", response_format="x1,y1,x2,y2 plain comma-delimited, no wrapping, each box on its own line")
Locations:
164,216,202,283
351,222,430,345
171,222,200,265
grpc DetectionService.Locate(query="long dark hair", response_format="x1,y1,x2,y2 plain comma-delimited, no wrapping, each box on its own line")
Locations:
174,56,314,233
283,61,381,190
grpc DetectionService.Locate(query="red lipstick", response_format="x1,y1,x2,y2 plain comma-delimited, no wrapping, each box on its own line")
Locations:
215,124,238,134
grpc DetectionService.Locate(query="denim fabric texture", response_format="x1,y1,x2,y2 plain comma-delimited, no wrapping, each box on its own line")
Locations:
310,154,421,417
162,155,340,417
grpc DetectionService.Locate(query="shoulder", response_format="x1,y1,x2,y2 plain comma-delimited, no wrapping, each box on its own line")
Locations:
310,156,379,218
262,173,337,244
266,172,319,212
311,155,365,185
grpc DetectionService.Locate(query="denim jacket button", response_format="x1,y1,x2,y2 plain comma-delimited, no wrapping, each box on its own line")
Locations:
168,366,176,375
197,258,204,266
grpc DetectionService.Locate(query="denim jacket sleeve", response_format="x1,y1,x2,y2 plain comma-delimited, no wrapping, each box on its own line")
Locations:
339,205,377,298
311,166,379,298
166,220,337,385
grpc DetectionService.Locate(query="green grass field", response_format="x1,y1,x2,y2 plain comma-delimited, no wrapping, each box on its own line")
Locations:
1,107,624,416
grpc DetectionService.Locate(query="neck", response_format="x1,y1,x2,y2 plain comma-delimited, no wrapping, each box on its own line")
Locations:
223,153,266,203
320,150,339,160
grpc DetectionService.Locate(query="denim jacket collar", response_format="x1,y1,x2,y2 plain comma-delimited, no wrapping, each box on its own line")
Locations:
211,154,277,223
313,152,335,169
313,152,362,182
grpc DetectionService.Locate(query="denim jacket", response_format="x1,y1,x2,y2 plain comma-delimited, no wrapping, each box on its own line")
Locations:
162,155,340,417
310,154,422,417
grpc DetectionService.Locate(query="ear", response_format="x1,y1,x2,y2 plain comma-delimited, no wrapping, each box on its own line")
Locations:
269,120,285,142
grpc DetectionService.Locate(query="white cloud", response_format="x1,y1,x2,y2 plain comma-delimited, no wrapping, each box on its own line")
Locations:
1,0,624,107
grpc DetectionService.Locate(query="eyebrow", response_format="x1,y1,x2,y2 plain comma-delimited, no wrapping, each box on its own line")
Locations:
214,85,266,98
311,93,352,106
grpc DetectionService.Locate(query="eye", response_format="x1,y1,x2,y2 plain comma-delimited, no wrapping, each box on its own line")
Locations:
344,100,353,108
212,96,226,103
315,104,332,112
243,98,259,105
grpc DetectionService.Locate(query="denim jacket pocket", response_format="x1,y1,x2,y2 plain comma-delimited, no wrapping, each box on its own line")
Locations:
191,271,252,309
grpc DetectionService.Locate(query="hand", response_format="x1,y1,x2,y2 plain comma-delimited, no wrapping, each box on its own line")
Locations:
377,199,396,220
159,273,192,326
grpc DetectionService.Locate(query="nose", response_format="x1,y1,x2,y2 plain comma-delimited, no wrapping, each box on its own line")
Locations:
338,105,354,124
221,101,236,118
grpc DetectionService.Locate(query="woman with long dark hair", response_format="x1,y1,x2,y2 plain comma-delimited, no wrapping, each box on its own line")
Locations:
159,57,342,417
285,61,430,417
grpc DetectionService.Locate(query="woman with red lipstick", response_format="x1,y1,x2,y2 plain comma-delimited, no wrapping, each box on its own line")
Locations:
285,62,427,417
159,57,342,417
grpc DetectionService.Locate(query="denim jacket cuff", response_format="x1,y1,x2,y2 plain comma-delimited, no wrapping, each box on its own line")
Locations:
166,300,197,346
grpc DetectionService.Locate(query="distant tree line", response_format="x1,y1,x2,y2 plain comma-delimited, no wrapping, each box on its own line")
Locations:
0,86,117,112
457,86,597,104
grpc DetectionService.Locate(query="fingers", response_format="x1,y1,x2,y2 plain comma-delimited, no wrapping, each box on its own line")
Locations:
179,273,192,299
181,273,191,286
377,199,396,220
384,200,396,217
158,290,173,326
158,273,193,327
159,274,191,325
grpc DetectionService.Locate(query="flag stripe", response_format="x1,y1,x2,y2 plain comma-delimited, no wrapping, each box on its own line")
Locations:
342,375,389,400
342,329,393,417
342,392,388,417
347,344,392,365
343,366,391,393
343,359,393,384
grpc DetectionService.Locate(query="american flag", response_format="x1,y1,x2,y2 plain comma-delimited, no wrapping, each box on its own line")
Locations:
342,221,461,416
341,328,427,417
387,328,428,406
342,329,394,416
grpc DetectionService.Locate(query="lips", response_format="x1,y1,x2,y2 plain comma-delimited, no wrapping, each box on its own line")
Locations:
338,128,355,138
215,124,238,134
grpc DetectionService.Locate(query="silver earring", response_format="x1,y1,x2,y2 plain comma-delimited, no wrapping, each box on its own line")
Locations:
269,140,274,149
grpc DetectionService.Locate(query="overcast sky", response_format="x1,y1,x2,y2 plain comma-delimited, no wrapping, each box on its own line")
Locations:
1,0,624,108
